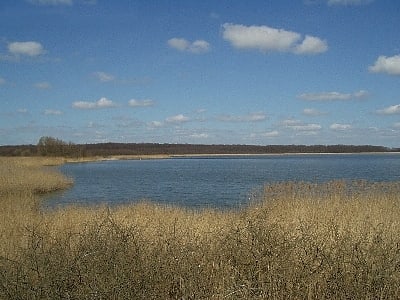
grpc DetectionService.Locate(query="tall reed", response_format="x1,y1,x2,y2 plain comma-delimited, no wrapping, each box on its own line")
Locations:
1,157,400,299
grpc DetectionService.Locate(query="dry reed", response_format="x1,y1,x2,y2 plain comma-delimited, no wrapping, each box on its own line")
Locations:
1,157,400,299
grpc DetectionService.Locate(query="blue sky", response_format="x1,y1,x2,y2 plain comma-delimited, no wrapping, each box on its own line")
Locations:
1,0,399,147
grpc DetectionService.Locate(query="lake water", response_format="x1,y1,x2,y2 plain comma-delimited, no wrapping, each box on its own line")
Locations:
44,154,400,209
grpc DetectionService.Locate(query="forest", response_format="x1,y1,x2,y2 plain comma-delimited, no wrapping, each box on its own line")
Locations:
0,136,397,157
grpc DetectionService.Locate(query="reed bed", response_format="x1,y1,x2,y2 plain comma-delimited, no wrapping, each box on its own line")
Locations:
1,157,400,299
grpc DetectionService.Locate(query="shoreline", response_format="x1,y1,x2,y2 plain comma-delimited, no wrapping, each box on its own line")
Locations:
62,151,400,163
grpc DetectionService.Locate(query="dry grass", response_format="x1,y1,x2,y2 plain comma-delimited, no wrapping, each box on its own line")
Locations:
1,157,400,299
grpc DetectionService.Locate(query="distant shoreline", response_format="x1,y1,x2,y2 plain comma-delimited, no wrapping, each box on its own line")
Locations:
1,141,397,158
63,151,400,163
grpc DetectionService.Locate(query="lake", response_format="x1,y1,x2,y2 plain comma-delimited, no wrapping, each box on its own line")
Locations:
44,153,400,209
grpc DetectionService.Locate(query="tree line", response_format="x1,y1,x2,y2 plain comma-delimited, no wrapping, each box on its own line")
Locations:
0,136,397,157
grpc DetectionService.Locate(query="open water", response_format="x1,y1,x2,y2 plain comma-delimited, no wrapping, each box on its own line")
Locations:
44,153,400,209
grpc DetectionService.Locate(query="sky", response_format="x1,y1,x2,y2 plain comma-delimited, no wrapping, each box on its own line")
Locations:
0,0,400,147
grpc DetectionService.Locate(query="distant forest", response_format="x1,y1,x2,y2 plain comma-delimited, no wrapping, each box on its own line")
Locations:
0,136,398,157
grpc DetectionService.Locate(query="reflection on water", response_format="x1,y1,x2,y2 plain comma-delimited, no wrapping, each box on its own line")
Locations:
44,154,400,210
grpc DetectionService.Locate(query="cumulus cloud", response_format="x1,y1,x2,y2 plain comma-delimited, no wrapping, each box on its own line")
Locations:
93,71,115,82
298,90,368,101
44,109,63,115
27,0,73,5
330,123,352,130
222,23,327,55
217,112,267,122
128,99,154,107
72,97,116,109
377,104,400,115
327,0,374,5
166,114,190,123
294,35,328,54
167,38,210,54
8,41,45,57
369,54,400,76
34,81,51,89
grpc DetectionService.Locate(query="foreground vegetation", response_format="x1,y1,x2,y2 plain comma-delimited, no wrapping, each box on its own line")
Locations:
1,157,400,299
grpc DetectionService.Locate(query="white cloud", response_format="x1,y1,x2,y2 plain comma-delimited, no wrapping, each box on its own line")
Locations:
27,0,73,5
44,109,63,115
330,123,352,130
97,97,116,108
93,71,115,82
303,108,325,116
283,119,322,131
168,38,188,51
282,119,302,126
377,104,400,115
217,112,267,122
298,90,368,101
260,130,279,137
327,0,374,5
222,23,300,52
166,114,190,123
148,121,164,128
294,35,328,55
190,40,210,54
167,38,210,54
8,41,45,57
72,97,116,109
128,99,154,107
190,133,209,139
222,23,327,55
34,81,51,89
195,108,207,114
17,108,28,114
369,54,400,76
291,124,322,131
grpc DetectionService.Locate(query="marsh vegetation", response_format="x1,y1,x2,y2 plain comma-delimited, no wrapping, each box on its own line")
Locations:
1,157,400,299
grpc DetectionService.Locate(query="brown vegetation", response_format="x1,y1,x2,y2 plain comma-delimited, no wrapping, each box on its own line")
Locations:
1,157,400,299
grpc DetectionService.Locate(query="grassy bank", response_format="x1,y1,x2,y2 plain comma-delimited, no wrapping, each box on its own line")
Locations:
1,157,400,299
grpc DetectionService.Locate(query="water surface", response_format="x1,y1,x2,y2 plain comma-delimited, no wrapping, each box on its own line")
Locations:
45,154,400,209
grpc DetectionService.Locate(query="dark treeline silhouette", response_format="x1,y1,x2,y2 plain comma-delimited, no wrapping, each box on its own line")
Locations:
0,136,396,157
82,143,392,156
